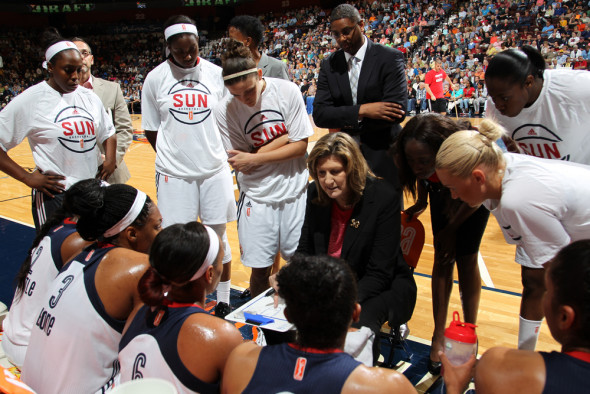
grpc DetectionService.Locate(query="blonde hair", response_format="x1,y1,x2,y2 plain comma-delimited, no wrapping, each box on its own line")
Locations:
307,133,374,206
435,119,506,178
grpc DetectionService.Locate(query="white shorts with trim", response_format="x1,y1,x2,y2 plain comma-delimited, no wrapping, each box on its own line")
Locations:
156,165,237,228
237,191,306,268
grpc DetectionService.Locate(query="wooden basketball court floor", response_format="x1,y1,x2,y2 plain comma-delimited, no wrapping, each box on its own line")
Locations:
0,114,560,359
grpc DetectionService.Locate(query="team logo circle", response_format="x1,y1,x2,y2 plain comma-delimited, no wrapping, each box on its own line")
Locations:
512,124,569,161
243,109,287,148
168,79,212,125
55,106,97,153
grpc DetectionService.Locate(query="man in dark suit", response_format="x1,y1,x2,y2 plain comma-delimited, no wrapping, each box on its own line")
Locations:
313,4,407,188
73,38,134,184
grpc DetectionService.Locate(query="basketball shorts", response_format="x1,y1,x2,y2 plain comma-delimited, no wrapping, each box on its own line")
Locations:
236,191,306,268
32,190,65,232
429,98,447,113
156,165,237,228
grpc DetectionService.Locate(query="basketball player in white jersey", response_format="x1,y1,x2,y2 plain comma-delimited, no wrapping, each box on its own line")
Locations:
216,40,313,297
0,28,117,231
1,180,95,367
142,15,235,316
21,182,162,393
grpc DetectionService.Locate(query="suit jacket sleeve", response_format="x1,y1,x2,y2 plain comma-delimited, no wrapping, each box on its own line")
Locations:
358,45,408,132
355,180,401,302
313,55,362,130
295,183,321,256
112,84,133,165
273,61,289,80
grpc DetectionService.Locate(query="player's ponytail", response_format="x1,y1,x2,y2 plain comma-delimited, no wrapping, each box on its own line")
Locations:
13,179,99,300
220,39,257,86
69,182,152,243
138,222,211,307
436,119,506,178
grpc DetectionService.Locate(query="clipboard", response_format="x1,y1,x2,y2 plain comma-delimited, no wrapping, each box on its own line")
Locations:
225,288,295,332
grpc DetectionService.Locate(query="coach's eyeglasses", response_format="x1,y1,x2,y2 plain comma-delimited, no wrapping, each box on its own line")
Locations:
331,23,358,39
79,50,92,58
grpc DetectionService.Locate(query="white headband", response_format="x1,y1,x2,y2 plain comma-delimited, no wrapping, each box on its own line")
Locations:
164,23,198,41
223,68,258,81
103,190,147,238
186,225,220,282
43,41,80,69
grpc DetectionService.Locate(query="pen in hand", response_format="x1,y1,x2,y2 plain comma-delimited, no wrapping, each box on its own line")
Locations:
265,288,276,297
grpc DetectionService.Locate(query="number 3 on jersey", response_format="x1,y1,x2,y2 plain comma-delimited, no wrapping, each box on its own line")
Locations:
49,275,74,308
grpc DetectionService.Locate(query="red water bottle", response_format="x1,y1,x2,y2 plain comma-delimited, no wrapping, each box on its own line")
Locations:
444,311,478,365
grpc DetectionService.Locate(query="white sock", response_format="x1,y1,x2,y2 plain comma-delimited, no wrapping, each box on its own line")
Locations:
216,280,231,304
518,316,543,350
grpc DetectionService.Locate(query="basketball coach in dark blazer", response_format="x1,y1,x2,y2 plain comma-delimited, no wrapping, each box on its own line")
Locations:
313,4,407,189
73,38,134,184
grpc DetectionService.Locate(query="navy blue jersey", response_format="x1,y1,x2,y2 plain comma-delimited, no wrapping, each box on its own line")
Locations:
119,303,218,394
243,343,361,394
541,351,590,394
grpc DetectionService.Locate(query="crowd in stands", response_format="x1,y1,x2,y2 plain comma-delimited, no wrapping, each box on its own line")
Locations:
1,0,589,115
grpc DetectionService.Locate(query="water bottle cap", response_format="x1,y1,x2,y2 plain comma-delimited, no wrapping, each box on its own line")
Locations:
444,311,477,343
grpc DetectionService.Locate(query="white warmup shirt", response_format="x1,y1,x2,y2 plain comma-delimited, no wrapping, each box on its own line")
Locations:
483,153,590,268
0,82,115,189
2,220,77,367
142,58,228,179
487,69,590,165
216,77,313,203
22,245,123,394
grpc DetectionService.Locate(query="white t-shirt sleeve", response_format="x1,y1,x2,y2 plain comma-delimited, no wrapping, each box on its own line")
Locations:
0,92,33,151
141,72,161,132
501,187,571,266
215,99,249,152
284,82,314,142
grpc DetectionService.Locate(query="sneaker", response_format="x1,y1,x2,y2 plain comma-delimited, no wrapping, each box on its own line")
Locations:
399,323,410,340
240,288,251,299
428,358,442,375
214,301,232,319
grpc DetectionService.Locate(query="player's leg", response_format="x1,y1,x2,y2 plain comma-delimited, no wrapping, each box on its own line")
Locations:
198,166,237,315
519,264,546,350
238,195,278,298
277,193,306,265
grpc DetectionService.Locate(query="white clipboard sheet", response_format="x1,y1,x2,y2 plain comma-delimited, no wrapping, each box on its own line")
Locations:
225,288,295,332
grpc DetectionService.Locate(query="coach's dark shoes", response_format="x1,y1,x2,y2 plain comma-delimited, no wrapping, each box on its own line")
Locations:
214,301,232,319
428,358,442,375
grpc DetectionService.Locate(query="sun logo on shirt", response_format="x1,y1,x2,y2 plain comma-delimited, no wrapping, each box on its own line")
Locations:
243,109,287,148
55,106,97,153
512,124,568,160
168,79,213,125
